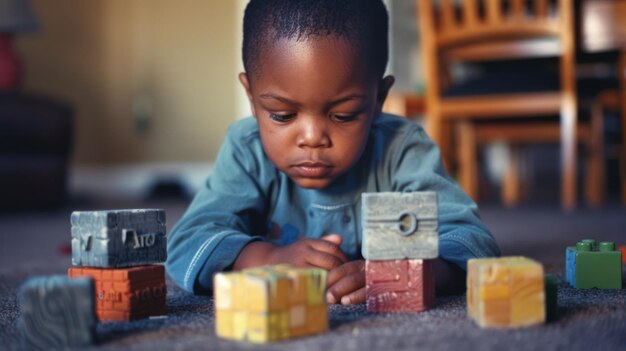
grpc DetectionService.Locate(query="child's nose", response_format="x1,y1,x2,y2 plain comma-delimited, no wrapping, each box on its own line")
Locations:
297,117,331,148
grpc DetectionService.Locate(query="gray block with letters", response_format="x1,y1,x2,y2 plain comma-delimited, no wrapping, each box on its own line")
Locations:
71,209,167,268
18,275,96,349
361,192,438,260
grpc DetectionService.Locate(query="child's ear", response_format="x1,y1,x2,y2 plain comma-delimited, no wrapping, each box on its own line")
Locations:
375,75,395,113
238,72,257,117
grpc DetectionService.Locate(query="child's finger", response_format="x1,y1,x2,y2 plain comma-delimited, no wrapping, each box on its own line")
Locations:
326,270,365,304
305,251,346,270
340,287,366,305
321,234,343,246
327,260,364,287
308,239,348,263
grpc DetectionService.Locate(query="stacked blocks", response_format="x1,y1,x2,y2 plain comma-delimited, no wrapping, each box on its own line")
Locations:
71,209,167,268
69,209,167,321
366,259,435,312
565,240,622,289
361,191,438,260
68,265,167,321
214,265,327,343
18,276,97,349
362,192,438,313
467,257,545,328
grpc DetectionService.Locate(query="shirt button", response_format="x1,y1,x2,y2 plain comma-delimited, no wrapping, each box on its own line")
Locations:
342,215,351,223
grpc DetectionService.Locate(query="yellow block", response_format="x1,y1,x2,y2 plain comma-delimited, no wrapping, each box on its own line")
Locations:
288,304,308,337
214,272,246,310
306,304,328,334
273,266,309,305
243,269,291,312
247,311,289,344
305,269,327,305
214,265,328,342
467,256,545,328
215,309,247,340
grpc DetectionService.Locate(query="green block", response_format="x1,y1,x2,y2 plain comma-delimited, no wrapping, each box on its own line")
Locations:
573,240,622,289
544,274,558,322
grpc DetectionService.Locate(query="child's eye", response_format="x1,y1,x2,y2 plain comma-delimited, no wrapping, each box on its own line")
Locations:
332,114,358,123
269,113,296,123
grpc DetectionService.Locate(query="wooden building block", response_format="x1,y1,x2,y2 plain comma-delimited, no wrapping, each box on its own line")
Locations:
565,240,622,289
365,259,435,313
71,209,167,268
361,192,438,260
214,265,327,343
68,265,167,321
467,257,545,328
18,275,96,349
247,311,289,343
244,269,291,313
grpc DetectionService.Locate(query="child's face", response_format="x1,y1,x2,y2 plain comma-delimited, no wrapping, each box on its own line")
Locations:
240,36,394,189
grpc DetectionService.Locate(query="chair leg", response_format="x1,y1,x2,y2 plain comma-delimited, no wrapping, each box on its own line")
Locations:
618,49,626,206
585,97,605,207
502,145,521,207
621,151,626,206
457,121,479,201
560,99,578,211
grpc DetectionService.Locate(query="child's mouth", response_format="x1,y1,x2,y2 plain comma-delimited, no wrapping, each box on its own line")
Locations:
292,162,333,178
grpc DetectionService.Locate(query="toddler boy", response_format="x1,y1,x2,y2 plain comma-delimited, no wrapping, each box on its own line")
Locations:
166,0,500,305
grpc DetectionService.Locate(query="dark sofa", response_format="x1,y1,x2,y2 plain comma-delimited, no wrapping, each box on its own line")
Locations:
0,92,73,210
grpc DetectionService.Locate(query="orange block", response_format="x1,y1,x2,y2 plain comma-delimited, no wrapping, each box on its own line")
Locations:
68,265,166,321
467,257,545,328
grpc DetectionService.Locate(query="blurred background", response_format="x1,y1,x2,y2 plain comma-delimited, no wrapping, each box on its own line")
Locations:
0,0,625,268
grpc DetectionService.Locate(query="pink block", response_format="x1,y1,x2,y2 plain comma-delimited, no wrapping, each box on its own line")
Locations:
366,259,435,312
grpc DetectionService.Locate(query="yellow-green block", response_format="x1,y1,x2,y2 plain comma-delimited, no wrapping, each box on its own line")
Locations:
214,265,328,342
243,268,291,313
247,311,289,344
215,309,247,340
306,304,328,334
467,256,545,328
214,272,246,310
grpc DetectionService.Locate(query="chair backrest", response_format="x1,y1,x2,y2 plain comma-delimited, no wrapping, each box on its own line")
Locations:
417,0,576,109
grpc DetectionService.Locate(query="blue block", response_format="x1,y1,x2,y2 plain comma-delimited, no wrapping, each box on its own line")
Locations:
18,275,96,349
565,247,576,286
71,209,167,268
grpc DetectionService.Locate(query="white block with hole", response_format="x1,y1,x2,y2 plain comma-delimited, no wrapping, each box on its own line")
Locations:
361,192,438,260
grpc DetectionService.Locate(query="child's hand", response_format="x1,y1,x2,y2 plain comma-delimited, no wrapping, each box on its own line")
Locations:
326,260,365,305
267,234,348,270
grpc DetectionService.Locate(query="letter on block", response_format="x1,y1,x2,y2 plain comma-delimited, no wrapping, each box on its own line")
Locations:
467,257,545,328
68,265,167,321
214,265,327,343
71,209,167,268
361,192,438,260
565,240,622,289
18,275,96,349
366,259,435,312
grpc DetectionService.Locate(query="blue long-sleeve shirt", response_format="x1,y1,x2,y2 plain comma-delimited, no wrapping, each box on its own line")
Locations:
166,113,501,294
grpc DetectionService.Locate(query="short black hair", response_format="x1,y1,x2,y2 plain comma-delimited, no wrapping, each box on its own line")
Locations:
242,0,389,80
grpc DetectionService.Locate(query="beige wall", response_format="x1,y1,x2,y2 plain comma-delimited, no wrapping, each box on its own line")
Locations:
16,0,243,165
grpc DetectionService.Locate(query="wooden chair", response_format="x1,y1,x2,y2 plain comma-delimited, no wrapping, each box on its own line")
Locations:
417,0,579,209
587,51,626,205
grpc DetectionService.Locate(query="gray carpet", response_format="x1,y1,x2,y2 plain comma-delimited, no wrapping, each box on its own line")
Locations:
2,200,626,351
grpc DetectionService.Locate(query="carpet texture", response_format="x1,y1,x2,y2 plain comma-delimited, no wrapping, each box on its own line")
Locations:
1,201,626,350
